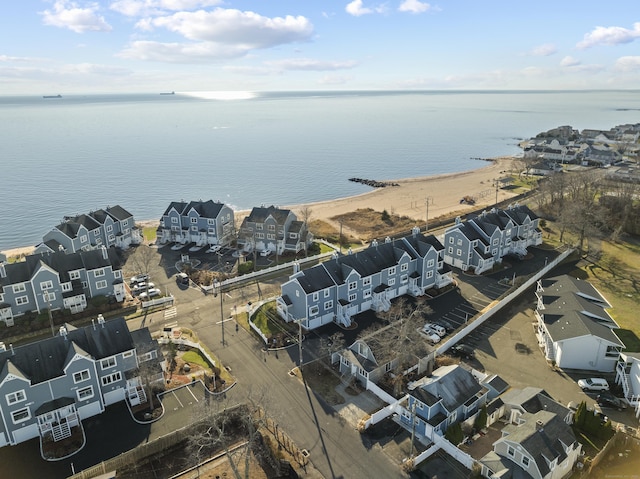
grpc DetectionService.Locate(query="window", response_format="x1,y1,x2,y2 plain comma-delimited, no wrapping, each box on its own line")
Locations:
12,284,26,293
426,271,434,279
43,291,56,302
191,225,198,232
427,259,435,268
401,274,408,284
208,219,215,225
492,249,498,256
101,371,122,386
123,350,134,358
492,238,499,245
171,217,178,224
507,446,515,457
456,249,462,256
114,271,121,279
256,224,263,230
401,263,408,272
16,296,29,306
447,247,453,254
11,407,30,424
606,346,620,358
94,268,105,277
324,289,330,298
267,234,275,240
324,300,333,310
77,386,94,401
190,217,198,224
6,390,26,405
208,228,216,234
62,283,72,292
96,280,107,289
388,267,396,276
363,277,371,286
122,219,129,226
312,292,319,302
107,224,113,232
268,224,275,231
309,306,319,316
449,237,454,244
349,293,357,302
457,239,463,246
139,351,156,362
348,281,357,291
522,456,530,467
40,280,53,290
289,233,298,239
80,235,88,243
363,289,371,298
73,370,90,383
255,232,264,239
101,357,116,369
82,281,88,289
388,278,395,286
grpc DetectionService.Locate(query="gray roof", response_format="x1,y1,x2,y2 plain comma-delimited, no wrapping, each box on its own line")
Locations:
410,364,486,412
246,205,292,224
184,200,226,219
539,275,621,345
105,205,133,221
0,317,141,385
162,201,188,217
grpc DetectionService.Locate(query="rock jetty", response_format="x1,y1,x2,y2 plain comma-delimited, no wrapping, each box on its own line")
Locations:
348,178,399,188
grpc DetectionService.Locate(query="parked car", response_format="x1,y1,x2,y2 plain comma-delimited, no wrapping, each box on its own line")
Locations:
260,249,272,257
130,273,150,285
578,378,610,392
176,272,189,285
597,391,627,410
138,288,161,300
421,325,441,344
450,344,475,360
425,323,446,337
132,282,155,295
206,245,222,254
431,318,454,332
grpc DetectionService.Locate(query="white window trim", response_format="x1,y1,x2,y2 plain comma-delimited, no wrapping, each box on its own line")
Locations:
77,386,94,401
6,390,26,405
73,369,90,383
100,357,116,370
96,280,107,289
101,371,122,386
11,407,31,424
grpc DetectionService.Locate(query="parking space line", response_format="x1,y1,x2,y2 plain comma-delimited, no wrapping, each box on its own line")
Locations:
171,390,184,408
184,384,200,403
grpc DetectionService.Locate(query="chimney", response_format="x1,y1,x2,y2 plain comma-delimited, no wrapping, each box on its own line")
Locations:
97,314,105,327
371,239,378,248
536,420,544,432
412,226,420,237
0,263,5,279
347,248,353,255
59,326,68,339
101,245,108,260
92,319,96,330
10,343,14,355
292,262,299,274
385,236,391,243
0,342,5,352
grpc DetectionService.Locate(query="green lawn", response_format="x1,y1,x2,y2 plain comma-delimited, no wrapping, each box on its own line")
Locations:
181,350,211,369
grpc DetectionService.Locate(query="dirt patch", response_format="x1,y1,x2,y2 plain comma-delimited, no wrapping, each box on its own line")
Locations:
331,208,420,242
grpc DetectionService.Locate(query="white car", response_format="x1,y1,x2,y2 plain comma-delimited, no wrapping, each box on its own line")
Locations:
132,282,155,295
138,288,161,300
421,325,441,344
207,245,222,253
425,323,446,337
578,378,610,392
260,249,272,257
130,273,150,285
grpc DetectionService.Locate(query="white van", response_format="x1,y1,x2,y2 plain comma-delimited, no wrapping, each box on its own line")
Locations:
425,323,446,337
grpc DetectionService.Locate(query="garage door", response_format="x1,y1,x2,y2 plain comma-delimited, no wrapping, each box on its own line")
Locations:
78,401,103,420
12,424,39,444
103,388,125,406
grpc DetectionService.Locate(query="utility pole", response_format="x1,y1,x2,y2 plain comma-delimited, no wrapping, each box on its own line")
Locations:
494,178,499,206
410,400,417,459
44,291,55,337
214,279,225,346
298,320,303,367
425,196,433,232
339,220,343,254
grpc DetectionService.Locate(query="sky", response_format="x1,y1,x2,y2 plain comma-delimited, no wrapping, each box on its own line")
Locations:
1,0,640,94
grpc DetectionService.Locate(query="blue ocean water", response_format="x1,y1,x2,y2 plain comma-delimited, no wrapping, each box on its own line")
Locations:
0,90,638,251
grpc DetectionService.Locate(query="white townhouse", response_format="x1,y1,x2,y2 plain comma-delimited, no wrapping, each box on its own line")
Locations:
443,204,542,275
277,229,453,331
158,200,234,247
535,275,624,372
615,352,640,419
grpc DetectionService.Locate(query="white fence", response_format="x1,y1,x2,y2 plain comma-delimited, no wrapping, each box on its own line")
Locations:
141,294,174,309
436,247,574,355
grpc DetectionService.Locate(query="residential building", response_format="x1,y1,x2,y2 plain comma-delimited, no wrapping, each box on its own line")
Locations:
615,352,640,419
0,317,163,450
400,364,489,441
158,200,234,247
443,204,542,274
277,229,453,330
36,205,139,254
0,247,125,326
534,275,623,372
480,387,581,479
238,205,312,255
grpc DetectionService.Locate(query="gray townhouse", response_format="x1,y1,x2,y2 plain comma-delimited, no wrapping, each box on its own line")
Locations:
36,205,139,254
443,204,542,275
400,364,490,441
276,229,453,331
0,316,163,451
0,247,125,326
238,205,312,255
158,200,234,248
480,387,581,479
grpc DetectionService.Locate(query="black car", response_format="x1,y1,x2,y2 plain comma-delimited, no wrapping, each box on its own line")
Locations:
449,344,475,360
597,391,627,411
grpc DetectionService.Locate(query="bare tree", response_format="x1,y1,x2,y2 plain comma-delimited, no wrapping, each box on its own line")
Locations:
297,205,313,256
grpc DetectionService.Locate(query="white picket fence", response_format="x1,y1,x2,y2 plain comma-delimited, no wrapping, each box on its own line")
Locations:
141,294,174,309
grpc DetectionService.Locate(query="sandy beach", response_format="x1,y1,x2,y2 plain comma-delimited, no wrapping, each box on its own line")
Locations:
1,157,518,259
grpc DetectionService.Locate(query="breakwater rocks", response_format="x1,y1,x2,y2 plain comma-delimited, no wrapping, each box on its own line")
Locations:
348,178,399,188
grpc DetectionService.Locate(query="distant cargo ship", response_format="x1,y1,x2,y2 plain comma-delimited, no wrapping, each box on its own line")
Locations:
43,94,62,99
160,91,175,95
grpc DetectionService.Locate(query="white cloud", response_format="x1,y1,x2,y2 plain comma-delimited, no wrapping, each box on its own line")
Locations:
346,0,372,16
560,56,580,67
530,43,557,57
398,0,431,14
266,58,358,71
110,0,222,17
577,22,640,49
0,55,32,62
223,65,276,76
318,75,352,85
614,56,640,72
118,40,248,62
40,0,112,33
138,9,313,47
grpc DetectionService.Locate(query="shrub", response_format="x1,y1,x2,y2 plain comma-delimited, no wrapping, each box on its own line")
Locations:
238,261,253,275
444,422,464,446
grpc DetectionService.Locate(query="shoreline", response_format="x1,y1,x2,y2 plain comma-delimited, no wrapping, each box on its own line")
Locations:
1,156,518,259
